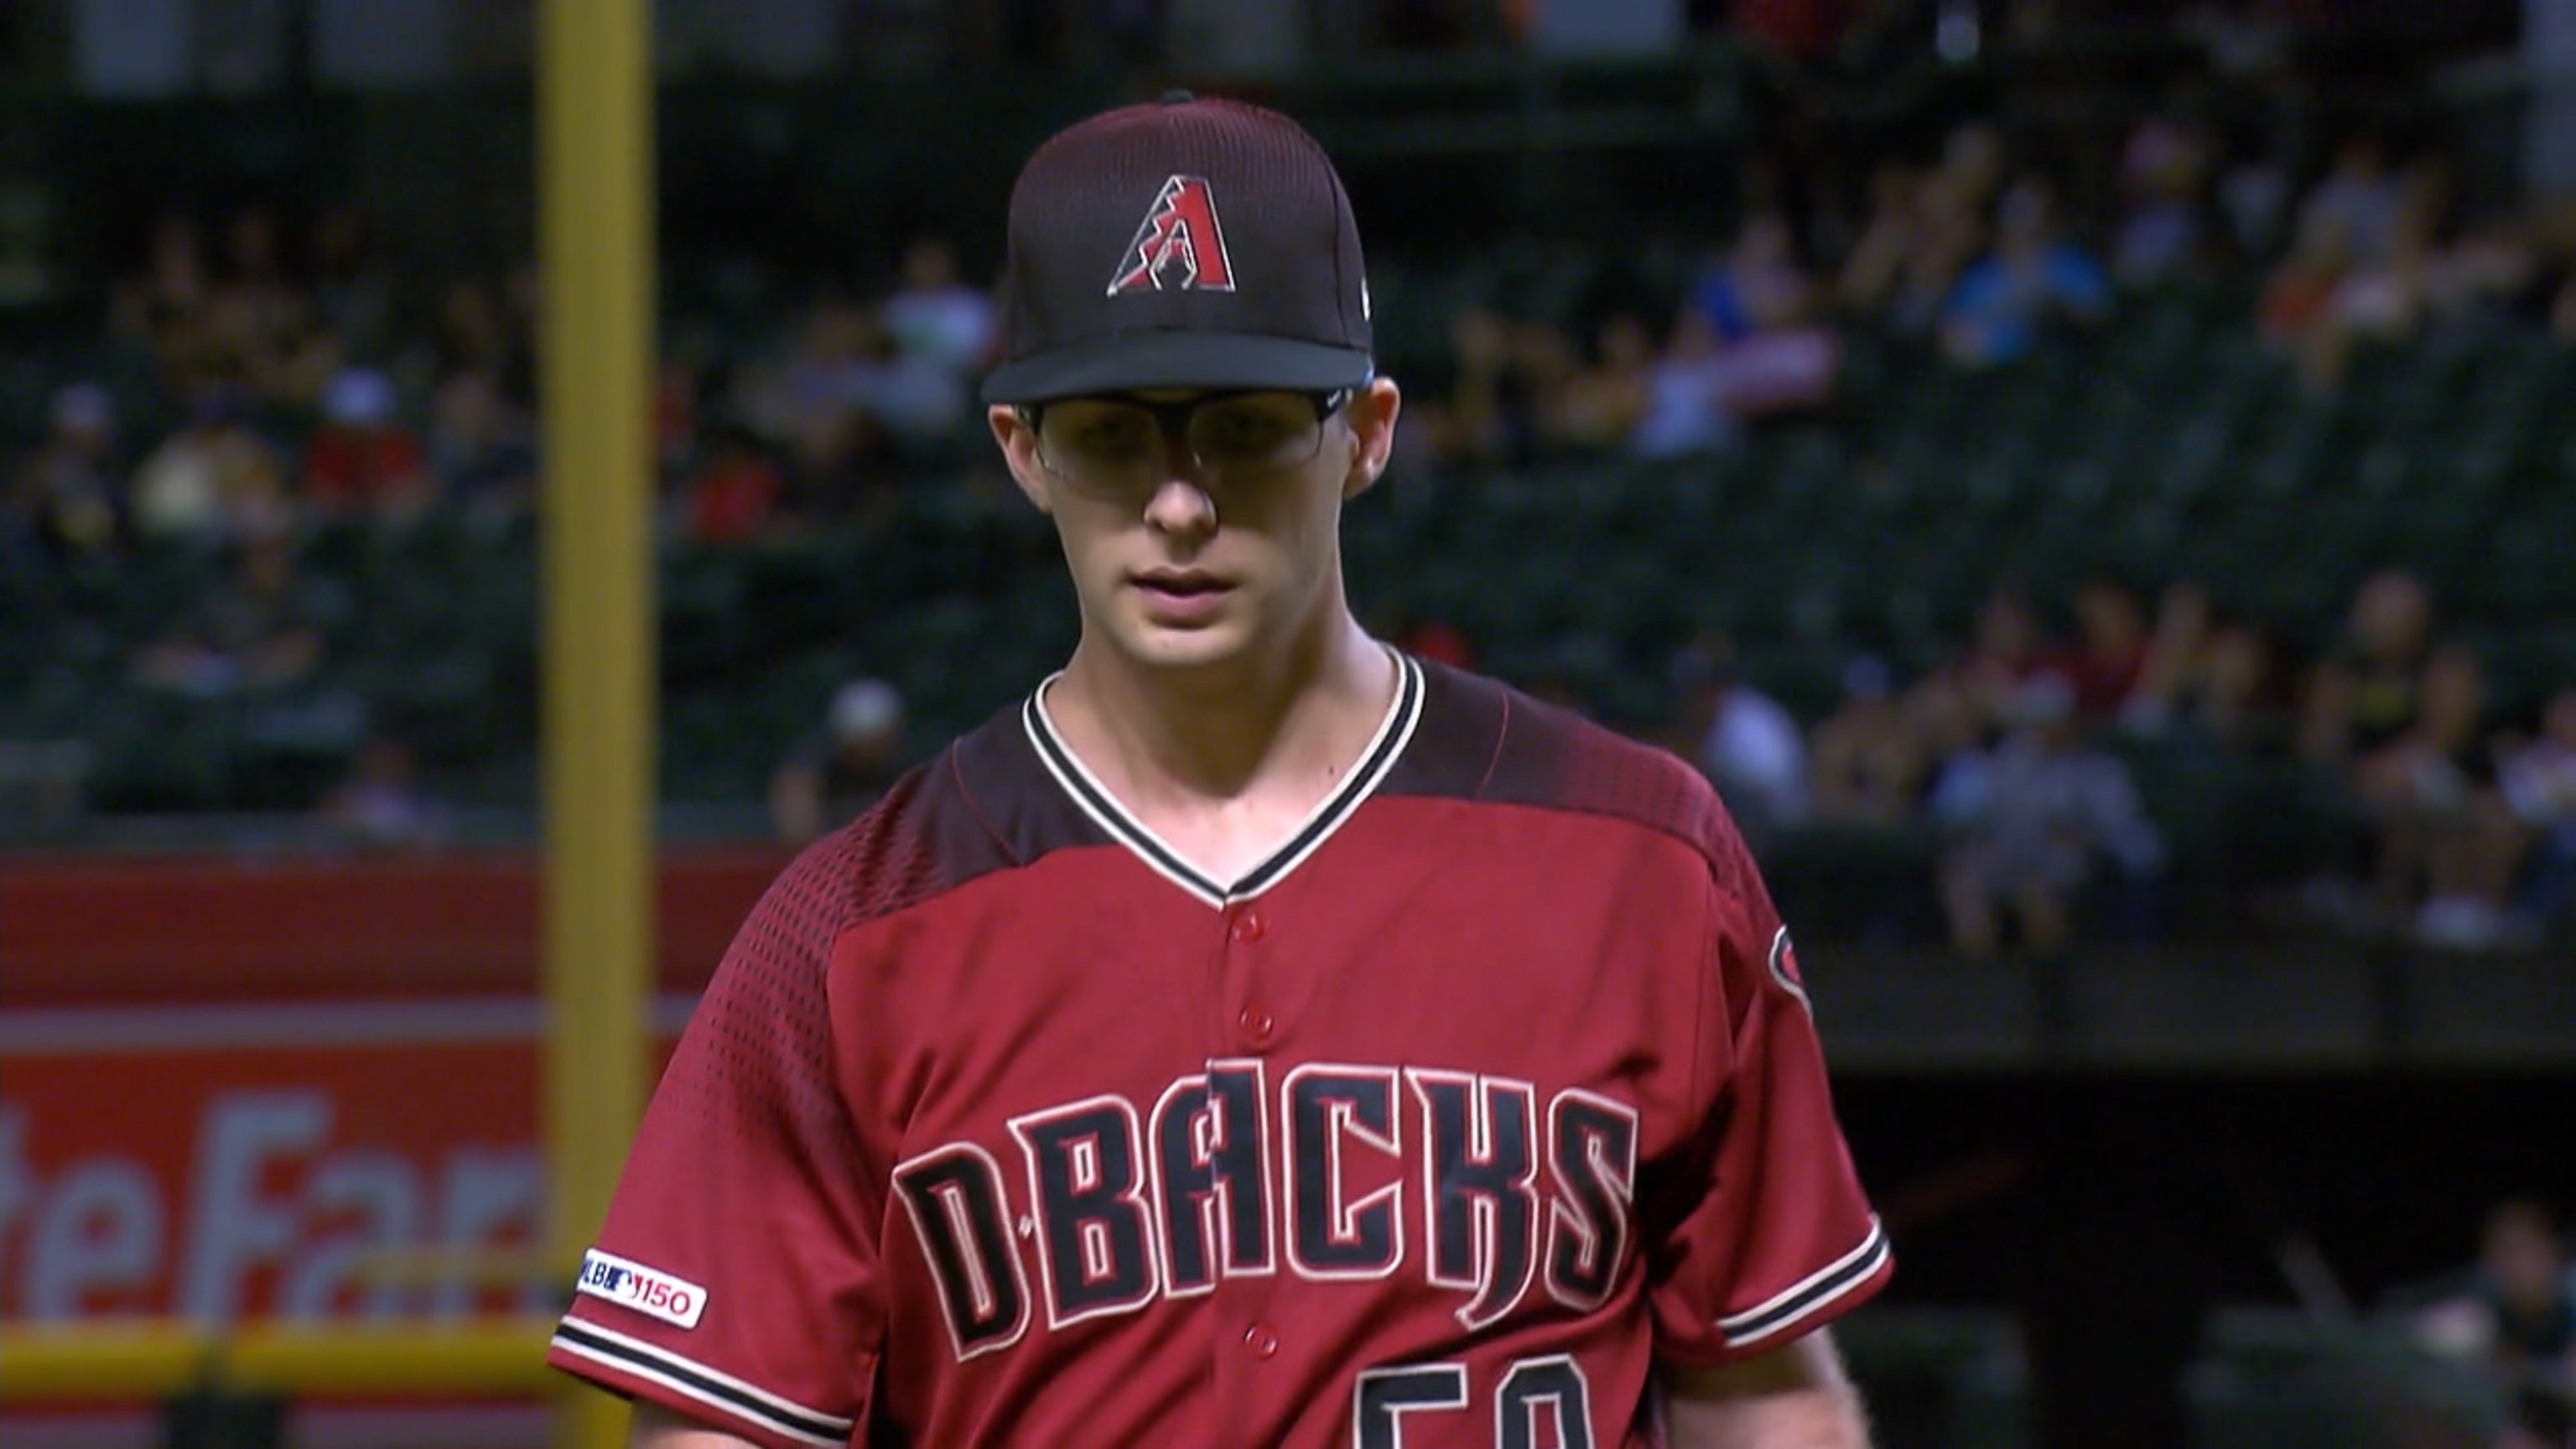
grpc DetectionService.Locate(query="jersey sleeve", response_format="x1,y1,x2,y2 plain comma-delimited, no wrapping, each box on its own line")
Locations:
548,837,884,1448
1644,819,1892,1366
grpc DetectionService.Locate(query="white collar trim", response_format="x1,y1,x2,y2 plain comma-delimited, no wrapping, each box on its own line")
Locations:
1021,652,1425,909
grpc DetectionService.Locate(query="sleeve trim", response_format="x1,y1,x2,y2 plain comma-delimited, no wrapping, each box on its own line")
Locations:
1716,1216,1892,1349
551,1319,854,1446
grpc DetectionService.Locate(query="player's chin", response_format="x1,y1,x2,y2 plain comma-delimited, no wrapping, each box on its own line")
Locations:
1115,610,1256,668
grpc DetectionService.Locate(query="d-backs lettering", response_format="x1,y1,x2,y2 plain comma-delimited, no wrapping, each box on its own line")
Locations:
891,1062,1639,1361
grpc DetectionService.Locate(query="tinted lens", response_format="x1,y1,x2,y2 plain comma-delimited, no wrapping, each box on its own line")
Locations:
1187,393,1326,475
1035,392,1331,494
1038,401,1162,480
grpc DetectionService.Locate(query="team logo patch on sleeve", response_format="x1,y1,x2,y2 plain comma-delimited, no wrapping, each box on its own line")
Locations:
577,1249,708,1329
1768,925,1810,1010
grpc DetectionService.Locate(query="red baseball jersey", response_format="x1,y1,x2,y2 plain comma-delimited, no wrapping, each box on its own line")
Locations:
549,655,1890,1447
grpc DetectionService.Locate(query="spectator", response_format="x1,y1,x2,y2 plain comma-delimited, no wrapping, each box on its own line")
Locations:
1941,178,2114,367
1667,638,1810,839
656,355,705,485
436,278,536,408
2300,570,2520,944
196,204,338,412
2416,200,2541,333
133,532,330,695
874,236,998,457
1416,306,1559,468
2114,113,2214,287
2389,647,2523,949
880,236,996,378
2042,572,2153,724
743,297,899,514
682,423,787,545
769,678,906,844
1905,665,1990,787
1931,673,2165,957
1535,311,1655,453
2267,150,2468,393
1684,210,1815,345
2124,581,2291,751
2500,687,2576,937
16,382,124,562
2300,569,2439,769
211,205,300,335
2216,127,2296,262
1949,582,2050,735
129,387,292,546
2293,132,2407,273
1628,309,1740,458
1810,655,1929,826
1837,161,1924,315
316,734,450,852
429,366,538,508
1853,168,1988,341
304,367,432,525
108,210,212,363
2412,1199,2576,1446
2330,159,2449,363
2257,218,2352,359
1941,121,2012,218
310,204,393,361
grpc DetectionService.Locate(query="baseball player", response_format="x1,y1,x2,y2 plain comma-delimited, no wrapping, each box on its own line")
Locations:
551,93,1892,1448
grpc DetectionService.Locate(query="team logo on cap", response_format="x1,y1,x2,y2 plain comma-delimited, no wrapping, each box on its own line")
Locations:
1108,175,1236,295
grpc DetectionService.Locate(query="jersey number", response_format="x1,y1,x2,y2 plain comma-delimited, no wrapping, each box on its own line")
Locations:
1353,1355,1592,1449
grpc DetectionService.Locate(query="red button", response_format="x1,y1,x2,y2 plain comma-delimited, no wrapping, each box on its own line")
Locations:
1244,1323,1280,1358
1237,1007,1277,1047
1229,910,1267,943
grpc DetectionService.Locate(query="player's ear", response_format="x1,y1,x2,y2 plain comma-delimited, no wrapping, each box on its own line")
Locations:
988,404,1055,515
1341,377,1400,501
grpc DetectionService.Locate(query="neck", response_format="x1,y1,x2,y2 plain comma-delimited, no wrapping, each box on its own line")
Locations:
1051,608,1390,803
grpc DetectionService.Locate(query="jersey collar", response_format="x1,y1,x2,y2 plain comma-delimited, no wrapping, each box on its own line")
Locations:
1021,650,1425,909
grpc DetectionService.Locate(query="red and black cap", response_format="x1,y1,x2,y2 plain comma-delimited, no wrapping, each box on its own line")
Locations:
980,91,1375,407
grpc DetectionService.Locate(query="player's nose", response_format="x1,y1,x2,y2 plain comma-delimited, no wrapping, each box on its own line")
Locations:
1141,475,1218,536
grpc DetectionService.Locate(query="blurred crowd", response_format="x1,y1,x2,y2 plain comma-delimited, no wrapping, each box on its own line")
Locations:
16,108,2576,560
1404,114,2576,474
1625,567,2576,957
7,51,2573,953
768,554,2576,957
6,207,1004,566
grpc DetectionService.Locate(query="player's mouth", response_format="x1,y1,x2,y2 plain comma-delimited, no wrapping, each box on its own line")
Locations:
1131,569,1234,623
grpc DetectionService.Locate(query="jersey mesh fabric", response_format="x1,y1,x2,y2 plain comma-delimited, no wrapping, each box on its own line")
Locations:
548,767,1020,1448
552,662,1888,1446
1400,665,1891,1363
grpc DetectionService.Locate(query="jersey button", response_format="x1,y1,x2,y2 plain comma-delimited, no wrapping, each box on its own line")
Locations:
1244,1322,1280,1359
1237,1006,1277,1047
1229,910,1267,944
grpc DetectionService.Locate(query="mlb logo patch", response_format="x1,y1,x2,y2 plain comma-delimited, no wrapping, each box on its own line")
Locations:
577,1249,709,1329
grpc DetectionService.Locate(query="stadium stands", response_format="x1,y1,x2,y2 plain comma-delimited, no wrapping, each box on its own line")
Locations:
8,275,2572,952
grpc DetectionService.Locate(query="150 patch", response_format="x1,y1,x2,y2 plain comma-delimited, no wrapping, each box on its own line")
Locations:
576,1248,707,1329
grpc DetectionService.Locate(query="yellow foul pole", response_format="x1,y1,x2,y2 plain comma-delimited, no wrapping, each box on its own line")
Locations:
538,1,653,1446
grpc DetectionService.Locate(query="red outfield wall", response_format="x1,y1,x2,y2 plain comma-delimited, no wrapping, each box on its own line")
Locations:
0,849,787,1325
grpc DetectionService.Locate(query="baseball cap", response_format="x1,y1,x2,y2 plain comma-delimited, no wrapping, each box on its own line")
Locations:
980,91,1374,407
